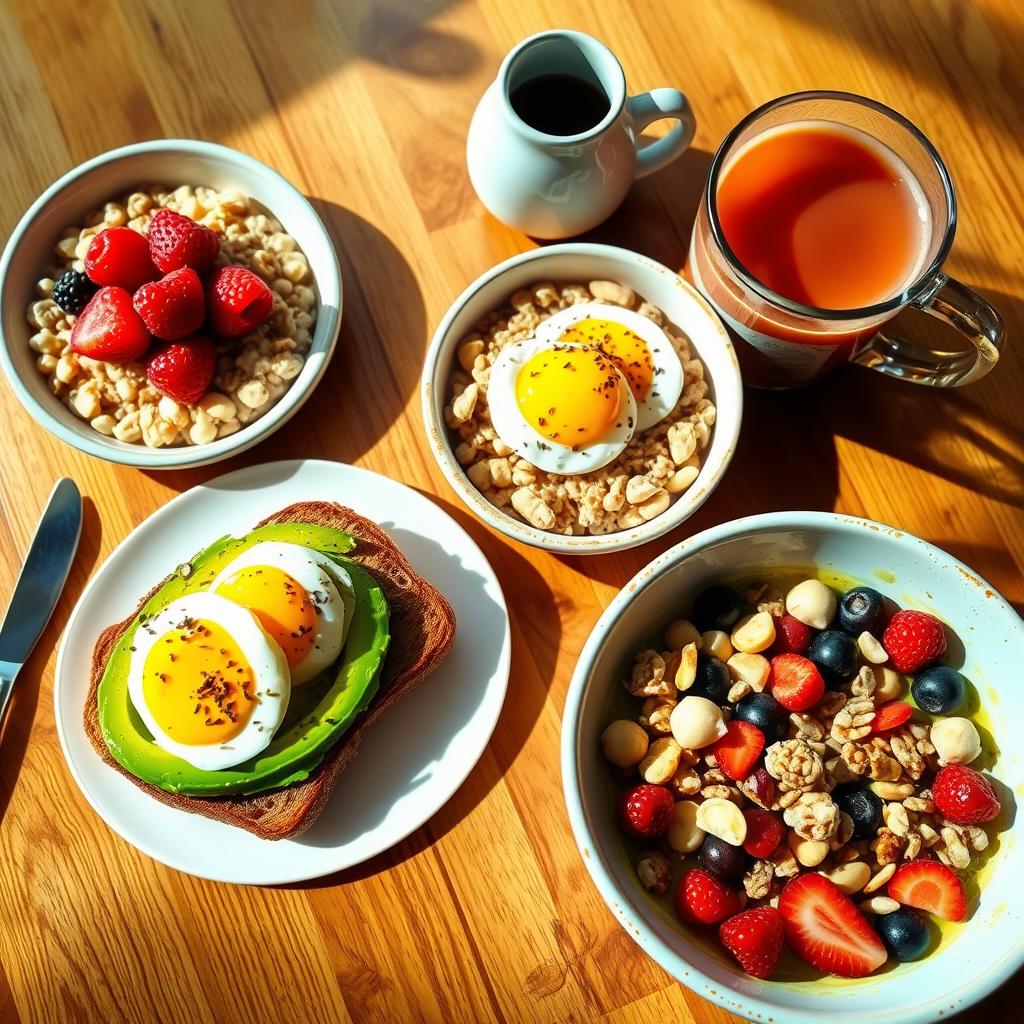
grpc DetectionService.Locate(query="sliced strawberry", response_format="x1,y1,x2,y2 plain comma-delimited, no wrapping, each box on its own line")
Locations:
133,267,205,341
147,208,219,274
145,335,216,405
778,873,887,977
768,654,825,712
743,808,784,858
932,764,1001,825
84,227,157,290
771,613,814,655
888,860,966,921
719,907,784,979
712,720,765,781
870,700,913,733
675,869,742,926
70,286,151,364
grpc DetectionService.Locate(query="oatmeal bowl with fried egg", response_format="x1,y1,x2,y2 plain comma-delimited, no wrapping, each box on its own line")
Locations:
421,244,742,554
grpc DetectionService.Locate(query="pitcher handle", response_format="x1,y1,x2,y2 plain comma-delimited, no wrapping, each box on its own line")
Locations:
851,273,1004,386
628,88,696,178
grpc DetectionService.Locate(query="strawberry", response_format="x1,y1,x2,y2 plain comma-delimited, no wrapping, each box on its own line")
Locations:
84,227,157,291
767,654,825,712
145,335,216,405
778,873,887,977
771,613,814,655
932,764,1001,825
70,286,151,364
616,783,675,841
712,720,765,781
888,860,966,921
881,610,947,673
719,907,784,979
743,808,784,858
870,700,913,733
147,208,219,274
207,265,274,338
675,869,742,926
133,268,205,341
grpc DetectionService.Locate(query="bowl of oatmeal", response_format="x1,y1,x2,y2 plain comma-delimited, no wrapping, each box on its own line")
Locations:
0,139,341,467
562,511,1023,1023
421,244,742,554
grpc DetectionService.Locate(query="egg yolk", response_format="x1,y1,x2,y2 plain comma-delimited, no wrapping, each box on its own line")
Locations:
142,618,256,745
214,565,317,669
515,345,624,447
558,318,655,401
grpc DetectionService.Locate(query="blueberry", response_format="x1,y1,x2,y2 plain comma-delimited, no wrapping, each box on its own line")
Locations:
806,629,858,686
698,834,747,883
688,655,731,704
691,584,744,633
832,783,883,839
837,587,886,635
734,692,787,743
874,908,931,961
911,665,966,715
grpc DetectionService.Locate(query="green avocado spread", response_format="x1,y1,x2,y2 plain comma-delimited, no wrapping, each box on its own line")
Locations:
97,522,390,797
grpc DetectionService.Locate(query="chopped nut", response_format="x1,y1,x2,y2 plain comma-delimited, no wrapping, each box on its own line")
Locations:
870,780,916,801
727,653,770,691
636,852,672,895
665,619,701,651
667,800,705,853
730,612,776,654
860,895,900,915
743,860,774,899
702,630,733,662
870,828,906,865
696,797,747,846
820,861,871,895
789,834,830,867
675,643,699,692
639,737,683,784
638,697,675,736
863,863,896,893
857,632,889,664
626,650,670,697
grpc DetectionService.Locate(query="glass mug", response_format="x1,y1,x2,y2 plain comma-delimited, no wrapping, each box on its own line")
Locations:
688,91,1005,389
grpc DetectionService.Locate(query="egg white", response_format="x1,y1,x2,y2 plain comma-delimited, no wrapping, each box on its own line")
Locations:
487,337,638,475
208,542,350,686
126,592,290,771
534,302,684,430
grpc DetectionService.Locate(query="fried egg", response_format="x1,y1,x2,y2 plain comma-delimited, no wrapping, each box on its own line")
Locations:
208,542,351,686
534,302,684,430
487,337,638,474
126,592,290,771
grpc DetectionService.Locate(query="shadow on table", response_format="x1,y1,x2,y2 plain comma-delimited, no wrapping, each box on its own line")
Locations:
0,496,103,824
280,495,562,888
141,203,426,495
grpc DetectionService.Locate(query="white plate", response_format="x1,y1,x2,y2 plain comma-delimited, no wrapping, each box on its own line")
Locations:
54,460,510,884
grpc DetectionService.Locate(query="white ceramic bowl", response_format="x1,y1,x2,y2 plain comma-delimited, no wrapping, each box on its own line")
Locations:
421,243,742,554
0,140,341,468
562,511,1023,1023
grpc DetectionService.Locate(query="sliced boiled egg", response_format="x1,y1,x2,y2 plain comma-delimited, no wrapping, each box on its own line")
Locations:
487,337,638,475
208,542,351,686
534,302,684,431
126,592,290,771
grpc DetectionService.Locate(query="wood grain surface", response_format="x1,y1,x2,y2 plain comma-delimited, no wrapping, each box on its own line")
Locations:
1,1,1021,1022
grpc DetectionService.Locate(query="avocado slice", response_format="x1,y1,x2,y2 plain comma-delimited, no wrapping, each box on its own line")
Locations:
97,522,390,797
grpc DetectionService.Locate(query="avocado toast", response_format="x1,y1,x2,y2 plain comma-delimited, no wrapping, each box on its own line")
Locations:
83,501,456,840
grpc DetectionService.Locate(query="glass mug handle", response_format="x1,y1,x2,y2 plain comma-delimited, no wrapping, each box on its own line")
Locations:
851,273,1004,386
627,89,696,178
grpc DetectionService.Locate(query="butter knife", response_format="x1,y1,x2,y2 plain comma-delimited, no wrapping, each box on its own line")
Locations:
0,478,82,736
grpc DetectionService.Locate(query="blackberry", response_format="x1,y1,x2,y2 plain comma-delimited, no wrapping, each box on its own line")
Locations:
52,270,96,315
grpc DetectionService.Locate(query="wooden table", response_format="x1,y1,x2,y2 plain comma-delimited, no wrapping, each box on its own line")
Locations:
0,1,1021,1021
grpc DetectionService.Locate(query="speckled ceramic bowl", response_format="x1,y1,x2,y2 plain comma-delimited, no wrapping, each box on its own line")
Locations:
562,511,1022,1023
421,243,742,554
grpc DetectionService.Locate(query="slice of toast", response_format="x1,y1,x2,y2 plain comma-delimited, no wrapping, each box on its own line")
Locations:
83,501,456,840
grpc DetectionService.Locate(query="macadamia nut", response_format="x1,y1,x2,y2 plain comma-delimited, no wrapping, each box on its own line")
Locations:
785,579,837,630
930,717,982,765
600,720,649,767
670,696,727,749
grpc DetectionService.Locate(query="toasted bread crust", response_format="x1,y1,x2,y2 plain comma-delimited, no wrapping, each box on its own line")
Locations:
83,502,456,840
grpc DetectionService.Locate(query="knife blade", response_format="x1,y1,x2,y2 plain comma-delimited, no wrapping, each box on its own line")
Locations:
0,478,82,734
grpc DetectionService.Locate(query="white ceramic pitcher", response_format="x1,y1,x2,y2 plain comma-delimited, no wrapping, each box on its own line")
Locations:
467,30,696,239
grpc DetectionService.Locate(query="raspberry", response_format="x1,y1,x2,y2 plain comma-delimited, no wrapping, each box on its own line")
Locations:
133,268,205,341
616,783,674,840
145,335,216,405
84,227,157,291
933,764,1001,825
207,265,274,338
881,610,946,673
147,208,219,274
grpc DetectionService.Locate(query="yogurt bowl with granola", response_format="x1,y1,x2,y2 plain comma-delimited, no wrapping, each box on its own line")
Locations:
563,511,1022,1023
0,140,341,467
422,244,742,554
